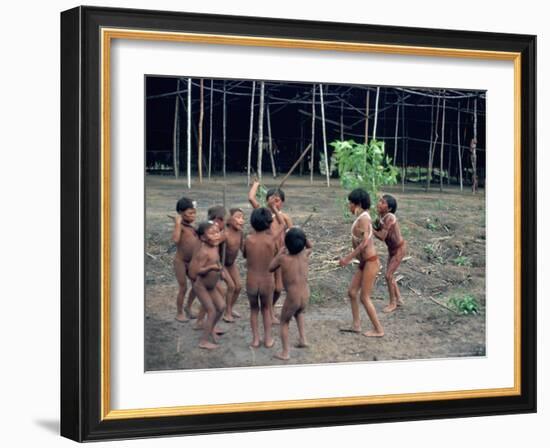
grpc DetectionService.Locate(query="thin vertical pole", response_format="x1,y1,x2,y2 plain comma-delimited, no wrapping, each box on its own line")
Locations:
186,78,192,189
222,81,227,178
198,79,204,183
172,79,180,178
257,81,265,181
372,86,380,140
247,81,256,185
319,84,330,187
208,79,213,180
310,84,316,184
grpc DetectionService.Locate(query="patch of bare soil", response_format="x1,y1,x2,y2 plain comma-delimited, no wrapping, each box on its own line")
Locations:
145,174,485,371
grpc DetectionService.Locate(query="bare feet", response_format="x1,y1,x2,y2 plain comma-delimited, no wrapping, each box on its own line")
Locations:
231,310,241,318
211,332,221,344
249,340,261,349
264,339,275,349
274,352,290,361
397,299,405,307
175,313,188,323
271,315,280,325
383,303,398,313
184,306,198,319
222,314,235,323
363,330,384,337
294,342,309,348
198,341,219,350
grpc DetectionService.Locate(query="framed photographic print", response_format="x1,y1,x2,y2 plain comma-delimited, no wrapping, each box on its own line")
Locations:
60,6,536,442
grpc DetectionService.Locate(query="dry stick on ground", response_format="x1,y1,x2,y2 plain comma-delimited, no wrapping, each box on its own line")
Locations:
277,143,312,188
406,284,459,315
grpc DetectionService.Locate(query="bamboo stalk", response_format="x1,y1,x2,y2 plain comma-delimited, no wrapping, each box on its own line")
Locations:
267,102,276,178
172,80,180,178
187,78,191,189
310,84,316,184
208,79,213,180
198,79,204,183
257,81,265,181
247,81,256,186
319,84,330,187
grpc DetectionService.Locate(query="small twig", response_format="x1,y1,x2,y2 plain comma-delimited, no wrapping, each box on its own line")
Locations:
146,252,157,260
428,296,460,314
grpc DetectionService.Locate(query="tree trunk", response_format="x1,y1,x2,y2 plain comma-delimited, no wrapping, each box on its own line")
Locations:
172,80,180,178
198,79,204,183
372,86,380,140
457,102,463,191
267,102,276,178
208,79,213,180
364,89,370,146
247,81,256,186
319,84,330,187
310,84,316,184
222,80,227,178
439,94,446,192
186,78,192,189
257,81,265,181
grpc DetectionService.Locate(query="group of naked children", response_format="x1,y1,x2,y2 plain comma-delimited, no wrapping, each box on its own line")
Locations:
172,180,406,360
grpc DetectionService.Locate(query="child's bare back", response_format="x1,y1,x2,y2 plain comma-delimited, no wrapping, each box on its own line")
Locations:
244,230,277,294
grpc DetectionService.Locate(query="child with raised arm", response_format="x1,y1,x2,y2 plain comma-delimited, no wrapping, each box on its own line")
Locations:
243,207,278,349
172,197,199,322
373,194,407,313
339,188,384,337
222,208,245,322
188,221,226,350
248,179,292,324
269,227,312,361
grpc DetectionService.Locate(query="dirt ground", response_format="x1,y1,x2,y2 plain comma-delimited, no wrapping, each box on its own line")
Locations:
145,174,486,371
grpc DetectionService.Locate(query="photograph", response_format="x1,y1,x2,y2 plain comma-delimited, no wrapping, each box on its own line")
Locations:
144,76,487,371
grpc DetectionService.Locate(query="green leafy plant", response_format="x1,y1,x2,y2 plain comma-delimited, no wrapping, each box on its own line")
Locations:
425,218,438,231
448,294,479,315
330,139,399,198
255,183,268,207
454,255,472,267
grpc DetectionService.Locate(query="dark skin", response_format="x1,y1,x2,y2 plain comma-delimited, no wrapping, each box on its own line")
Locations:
269,245,312,360
188,225,225,350
339,202,384,337
373,198,407,313
243,225,279,349
248,179,300,324
172,208,199,322
222,211,245,322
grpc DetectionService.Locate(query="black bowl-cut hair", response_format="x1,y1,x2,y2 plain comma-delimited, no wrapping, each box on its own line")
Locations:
382,194,398,213
250,207,273,232
266,187,285,202
207,205,226,221
285,227,307,255
197,221,216,238
176,196,195,213
348,188,371,210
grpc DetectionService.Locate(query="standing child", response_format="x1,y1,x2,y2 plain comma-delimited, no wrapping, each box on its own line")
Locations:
373,194,407,313
188,221,226,350
243,207,279,348
339,188,384,337
222,208,245,322
248,179,292,324
269,227,312,361
172,197,199,322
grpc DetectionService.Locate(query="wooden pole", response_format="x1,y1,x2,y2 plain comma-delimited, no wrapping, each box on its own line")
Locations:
457,101,463,191
278,143,312,188
310,84,316,184
401,97,406,192
299,122,304,175
267,102,277,178
340,100,344,141
393,96,400,163
257,81,265,181
471,97,478,194
222,80,227,178
247,81,256,186
319,84,330,187
364,88,370,146
372,86,380,141
172,80,180,178
440,93,446,192
448,127,452,185
198,79,204,183
427,94,441,191
208,79,213,180
186,78,192,189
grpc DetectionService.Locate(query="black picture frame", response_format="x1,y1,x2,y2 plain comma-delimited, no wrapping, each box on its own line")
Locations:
61,5,536,442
